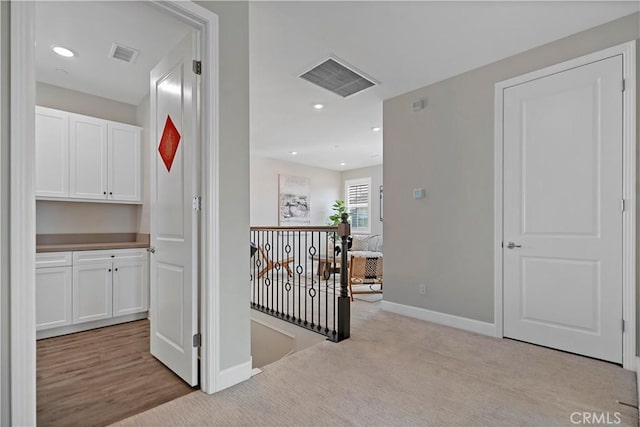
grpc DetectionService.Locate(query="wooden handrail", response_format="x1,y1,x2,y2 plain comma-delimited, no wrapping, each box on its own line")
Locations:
250,226,338,232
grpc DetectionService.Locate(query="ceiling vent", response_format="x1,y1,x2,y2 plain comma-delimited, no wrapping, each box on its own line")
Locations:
300,57,376,98
109,43,140,64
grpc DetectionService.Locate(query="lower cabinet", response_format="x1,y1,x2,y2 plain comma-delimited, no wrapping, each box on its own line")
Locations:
36,266,73,331
36,249,149,334
73,262,113,323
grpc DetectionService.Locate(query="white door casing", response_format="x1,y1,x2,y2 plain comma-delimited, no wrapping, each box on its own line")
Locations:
495,42,636,368
150,32,200,386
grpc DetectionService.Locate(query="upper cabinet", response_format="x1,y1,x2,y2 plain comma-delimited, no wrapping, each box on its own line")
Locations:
36,106,143,204
35,107,70,198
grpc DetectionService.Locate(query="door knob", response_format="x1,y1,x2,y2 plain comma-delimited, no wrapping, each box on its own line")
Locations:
506,242,522,249
147,247,156,253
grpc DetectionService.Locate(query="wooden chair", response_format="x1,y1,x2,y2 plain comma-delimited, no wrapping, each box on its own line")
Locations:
348,254,383,301
257,246,295,279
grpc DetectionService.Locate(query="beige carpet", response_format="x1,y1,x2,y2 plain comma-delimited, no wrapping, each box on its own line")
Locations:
115,302,637,427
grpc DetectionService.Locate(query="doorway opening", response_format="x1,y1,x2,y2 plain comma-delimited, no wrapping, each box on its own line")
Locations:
30,1,213,424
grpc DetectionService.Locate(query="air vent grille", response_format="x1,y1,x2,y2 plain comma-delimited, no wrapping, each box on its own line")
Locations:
300,58,375,97
109,43,140,64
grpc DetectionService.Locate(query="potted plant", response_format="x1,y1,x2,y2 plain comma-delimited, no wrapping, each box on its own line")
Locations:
328,200,349,253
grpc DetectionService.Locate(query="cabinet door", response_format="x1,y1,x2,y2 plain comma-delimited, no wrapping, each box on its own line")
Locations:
35,107,69,198
73,263,112,323
69,114,108,200
113,258,149,316
108,123,142,202
36,267,72,331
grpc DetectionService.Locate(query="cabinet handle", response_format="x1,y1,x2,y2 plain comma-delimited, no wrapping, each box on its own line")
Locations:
111,255,115,258
115,268,118,272
109,192,113,195
103,191,107,195
108,268,112,272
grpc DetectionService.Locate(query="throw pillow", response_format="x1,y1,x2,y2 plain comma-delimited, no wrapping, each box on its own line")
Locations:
350,235,369,251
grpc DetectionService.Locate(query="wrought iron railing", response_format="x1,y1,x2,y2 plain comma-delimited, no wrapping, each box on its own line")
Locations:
250,214,351,342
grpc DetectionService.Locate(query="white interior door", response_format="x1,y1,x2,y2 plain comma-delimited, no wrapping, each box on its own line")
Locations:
502,55,623,363
150,32,199,386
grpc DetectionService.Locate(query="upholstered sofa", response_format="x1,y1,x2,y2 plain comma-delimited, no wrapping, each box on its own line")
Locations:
347,234,383,257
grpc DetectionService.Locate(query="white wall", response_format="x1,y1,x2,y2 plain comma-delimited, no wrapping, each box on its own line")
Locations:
36,201,139,234
341,164,383,236
250,156,341,226
35,83,143,235
383,13,640,324
36,82,138,124
136,94,150,234
197,0,251,372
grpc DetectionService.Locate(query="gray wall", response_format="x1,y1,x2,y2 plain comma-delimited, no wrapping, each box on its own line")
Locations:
197,1,251,371
341,164,383,236
136,94,151,234
36,82,138,124
0,2,9,423
383,13,640,324
250,156,341,226
35,83,143,235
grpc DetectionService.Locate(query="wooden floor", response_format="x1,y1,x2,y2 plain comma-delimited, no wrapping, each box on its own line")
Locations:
37,320,195,427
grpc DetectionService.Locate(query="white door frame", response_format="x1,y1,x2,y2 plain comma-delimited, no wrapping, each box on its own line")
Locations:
8,1,221,423
493,41,636,370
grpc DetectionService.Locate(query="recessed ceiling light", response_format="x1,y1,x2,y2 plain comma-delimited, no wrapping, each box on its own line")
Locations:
372,127,381,132
314,104,324,110
289,151,298,155
339,162,346,166
52,46,74,58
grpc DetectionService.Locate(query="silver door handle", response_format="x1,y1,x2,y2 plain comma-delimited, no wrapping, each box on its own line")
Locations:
506,242,522,249
147,247,156,253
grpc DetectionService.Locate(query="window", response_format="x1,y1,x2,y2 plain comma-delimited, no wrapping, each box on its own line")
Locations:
345,177,371,234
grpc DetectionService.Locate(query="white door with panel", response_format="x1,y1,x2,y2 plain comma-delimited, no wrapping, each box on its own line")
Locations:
108,123,142,202
69,113,108,200
502,55,623,363
73,263,113,324
113,259,149,317
36,267,72,331
35,106,69,198
149,32,199,386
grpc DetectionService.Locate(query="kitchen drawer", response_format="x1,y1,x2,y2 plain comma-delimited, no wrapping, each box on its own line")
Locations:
73,248,147,265
36,251,72,268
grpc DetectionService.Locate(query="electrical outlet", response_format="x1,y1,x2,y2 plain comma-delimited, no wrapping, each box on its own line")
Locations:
418,284,426,295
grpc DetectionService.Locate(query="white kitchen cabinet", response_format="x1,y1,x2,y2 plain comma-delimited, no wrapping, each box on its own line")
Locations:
108,123,142,202
69,113,109,200
73,262,113,324
35,107,69,198
35,106,142,204
113,259,149,316
36,266,73,331
74,249,149,317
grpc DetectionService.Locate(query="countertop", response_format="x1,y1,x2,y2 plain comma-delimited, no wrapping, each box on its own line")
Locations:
36,233,150,253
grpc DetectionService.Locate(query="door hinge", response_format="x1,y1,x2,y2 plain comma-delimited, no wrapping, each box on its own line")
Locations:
193,60,202,75
193,333,201,348
622,319,625,332
193,196,202,212
622,79,626,92
621,198,626,212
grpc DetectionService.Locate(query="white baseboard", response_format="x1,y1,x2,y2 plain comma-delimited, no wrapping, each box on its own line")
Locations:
381,301,496,337
36,312,148,340
215,358,253,392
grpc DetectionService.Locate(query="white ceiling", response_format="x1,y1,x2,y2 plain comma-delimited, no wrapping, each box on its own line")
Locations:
35,2,639,172
35,1,192,106
249,1,639,171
